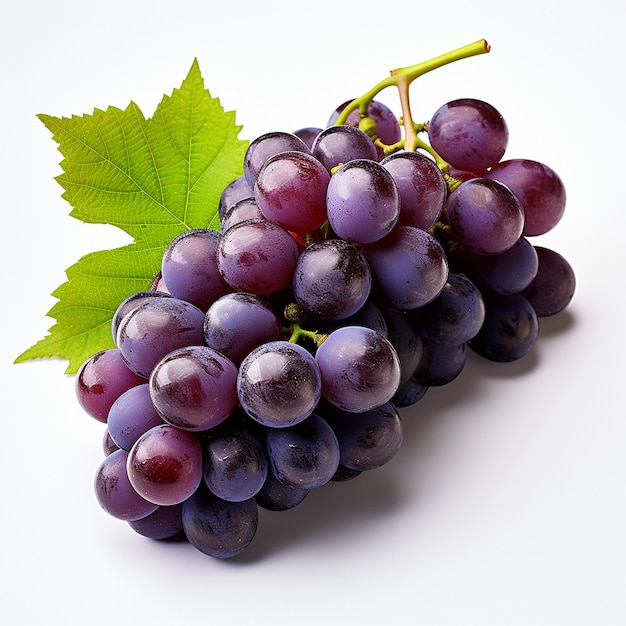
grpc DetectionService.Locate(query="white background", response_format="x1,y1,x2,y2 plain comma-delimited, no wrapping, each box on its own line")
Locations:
2,1,624,624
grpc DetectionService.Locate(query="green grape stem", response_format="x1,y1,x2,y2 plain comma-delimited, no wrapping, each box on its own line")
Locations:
333,39,490,165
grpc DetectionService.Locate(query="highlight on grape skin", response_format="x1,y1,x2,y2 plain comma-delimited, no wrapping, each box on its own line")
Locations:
67,40,577,560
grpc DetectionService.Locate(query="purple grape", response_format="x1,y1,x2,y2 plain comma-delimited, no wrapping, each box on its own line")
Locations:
182,485,258,559
160,229,231,311
111,291,172,343
392,378,429,408
107,383,165,451
127,503,184,540
203,425,268,502
217,218,301,296
292,239,372,320
265,413,340,489
450,237,539,296
315,326,401,413
408,273,486,346
218,175,254,219
220,197,264,232
381,307,423,386
361,225,448,310
94,449,159,521
76,349,145,423
326,159,400,244
293,126,322,149
327,99,401,159
127,424,204,506
255,465,310,511
254,151,330,233
521,246,576,316
149,345,238,432
102,429,120,456
446,178,525,255
381,151,447,230
411,340,468,387
485,159,566,236
321,401,403,471
237,341,322,428
311,125,378,171
116,297,206,378
468,293,539,362
428,98,509,172
203,292,282,365
243,131,311,186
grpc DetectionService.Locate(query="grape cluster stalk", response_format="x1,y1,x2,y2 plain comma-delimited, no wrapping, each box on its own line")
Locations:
76,40,576,559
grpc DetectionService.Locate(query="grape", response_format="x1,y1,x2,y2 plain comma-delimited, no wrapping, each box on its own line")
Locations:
408,273,486,346
521,246,576,316
94,449,159,521
218,175,254,219
127,503,184,540
326,159,400,244
315,326,401,413
107,383,164,451
327,99,402,159
149,345,238,432
220,196,264,232
243,131,311,186
265,413,340,489
203,292,282,365
449,237,539,296
484,159,566,236
428,98,508,172
76,349,145,423
111,290,172,343
311,125,378,171
255,465,310,511
237,341,322,428
321,401,403,471
254,151,330,233
392,378,429,408
203,423,268,502
116,297,206,378
293,126,322,149
292,238,372,321
217,218,300,295
161,229,231,310
446,178,525,255
182,485,258,559
381,151,447,230
361,225,448,310
381,307,423,386
103,429,120,456
411,340,468,387
468,293,539,362
127,424,204,506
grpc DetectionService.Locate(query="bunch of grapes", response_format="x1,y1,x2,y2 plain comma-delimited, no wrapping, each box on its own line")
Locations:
75,90,575,559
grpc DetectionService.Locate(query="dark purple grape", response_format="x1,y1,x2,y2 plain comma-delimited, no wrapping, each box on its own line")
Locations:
265,413,340,489
311,125,378,171
361,225,448,310
218,175,254,219
127,504,184,540
485,159,566,236
292,239,372,320
161,229,231,311
446,178,524,255
412,340,468,386
243,131,311,186
315,326,401,413
255,465,310,511
111,291,172,343
149,345,238,432
237,341,322,428
468,293,539,362
203,292,282,365
392,378,429,408
428,98,508,172
521,246,576,316
381,307,423,386
182,485,258,559
94,449,159,521
293,126,322,149
381,151,447,230
220,197,264,232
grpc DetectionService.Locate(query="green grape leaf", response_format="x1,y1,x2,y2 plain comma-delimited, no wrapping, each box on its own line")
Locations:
15,59,248,374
